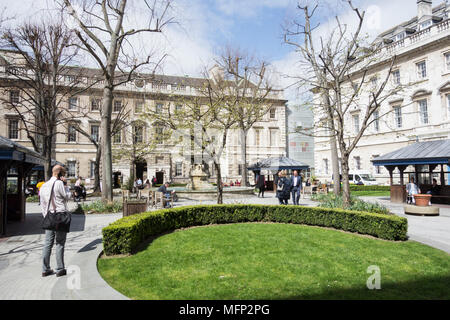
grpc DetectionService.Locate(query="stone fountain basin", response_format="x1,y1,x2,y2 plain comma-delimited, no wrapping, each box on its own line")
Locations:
404,204,440,217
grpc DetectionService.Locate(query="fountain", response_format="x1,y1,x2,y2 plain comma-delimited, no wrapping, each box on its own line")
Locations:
186,164,215,190
174,163,255,201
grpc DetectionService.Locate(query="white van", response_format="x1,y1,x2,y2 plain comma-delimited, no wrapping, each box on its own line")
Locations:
348,171,379,186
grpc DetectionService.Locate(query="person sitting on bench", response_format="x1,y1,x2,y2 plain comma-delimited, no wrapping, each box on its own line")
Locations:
406,177,420,204
158,182,175,208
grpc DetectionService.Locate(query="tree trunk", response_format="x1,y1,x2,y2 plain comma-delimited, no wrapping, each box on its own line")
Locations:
101,86,114,202
240,129,249,187
43,135,53,181
341,155,351,207
323,93,341,195
214,161,223,204
94,145,102,193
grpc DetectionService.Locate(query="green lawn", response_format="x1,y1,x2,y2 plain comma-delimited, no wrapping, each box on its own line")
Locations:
352,190,391,197
98,223,450,300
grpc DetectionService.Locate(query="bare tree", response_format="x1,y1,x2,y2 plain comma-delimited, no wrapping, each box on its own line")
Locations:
0,18,87,179
217,48,276,187
71,99,130,192
285,0,406,206
141,70,237,204
61,0,174,202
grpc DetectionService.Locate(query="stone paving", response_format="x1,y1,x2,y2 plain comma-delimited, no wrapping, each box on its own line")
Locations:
0,193,449,300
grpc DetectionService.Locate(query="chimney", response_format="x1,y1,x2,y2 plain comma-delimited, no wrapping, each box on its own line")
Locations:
417,0,433,20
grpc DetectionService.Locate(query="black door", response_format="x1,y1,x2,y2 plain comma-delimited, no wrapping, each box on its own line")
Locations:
156,172,164,185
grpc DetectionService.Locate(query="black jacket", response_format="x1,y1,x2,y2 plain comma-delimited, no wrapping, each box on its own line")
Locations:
276,177,291,200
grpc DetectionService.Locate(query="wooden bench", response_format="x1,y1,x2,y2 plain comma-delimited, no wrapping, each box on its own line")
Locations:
431,195,450,204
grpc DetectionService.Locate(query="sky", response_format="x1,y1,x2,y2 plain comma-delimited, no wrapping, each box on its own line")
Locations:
0,0,429,100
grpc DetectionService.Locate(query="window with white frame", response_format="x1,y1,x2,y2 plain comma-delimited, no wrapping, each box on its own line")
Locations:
91,124,99,142
373,111,380,132
67,161,76,178
269,108,276,119
416,61,427,79
69,97,78,110
175,162,182,176
447,94,450,116
175,104,183,112
373,155,381,174
156,103,163,114
254,128,262,146
68,125,77,142
418,99,429,124
134,125,144,143
113,129,122,144
445,52,450,72
91,98,101,111
420,20,432,30
10,90,20,104
8,119,19,139
135,101,143,114
90,161,96,178
392,70,401,85
323,159,329,175
353,114,360,133
269,129,277,146
155,126,164,144
394,106,402,128
396,32,405,41
113,100,122,113
354,156,361,170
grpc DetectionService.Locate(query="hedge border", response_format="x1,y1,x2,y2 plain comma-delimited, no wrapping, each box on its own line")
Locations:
102,205,408,256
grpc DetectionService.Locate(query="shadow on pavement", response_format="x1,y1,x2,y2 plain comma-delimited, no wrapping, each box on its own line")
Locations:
3,212,86,237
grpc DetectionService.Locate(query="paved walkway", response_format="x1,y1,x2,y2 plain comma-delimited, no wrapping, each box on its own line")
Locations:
0,194,448,300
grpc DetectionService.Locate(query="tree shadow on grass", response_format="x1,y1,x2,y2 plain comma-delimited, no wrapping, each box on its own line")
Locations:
272,274,450,300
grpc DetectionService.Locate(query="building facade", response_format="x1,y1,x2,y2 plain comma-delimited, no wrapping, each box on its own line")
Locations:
0,51,288,186
314,0,450,184
286,102,315,177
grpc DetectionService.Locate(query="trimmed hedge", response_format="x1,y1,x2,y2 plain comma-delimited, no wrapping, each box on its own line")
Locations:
349,185,390,192
102,205,408,256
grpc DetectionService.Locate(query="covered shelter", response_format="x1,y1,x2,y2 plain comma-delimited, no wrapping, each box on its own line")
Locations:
0,136,45,235
372,139,450,204
248,156,310,191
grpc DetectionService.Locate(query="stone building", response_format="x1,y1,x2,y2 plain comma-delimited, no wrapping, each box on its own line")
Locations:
314,0,450,184
0,50,288,186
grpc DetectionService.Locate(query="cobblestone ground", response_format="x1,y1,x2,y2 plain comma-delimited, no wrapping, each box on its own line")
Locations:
0,193,449,300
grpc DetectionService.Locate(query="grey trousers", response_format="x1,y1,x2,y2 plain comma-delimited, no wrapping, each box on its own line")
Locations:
42,229,67,273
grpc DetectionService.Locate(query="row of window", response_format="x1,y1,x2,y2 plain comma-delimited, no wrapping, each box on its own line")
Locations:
351,94,450,134
321,156,382,176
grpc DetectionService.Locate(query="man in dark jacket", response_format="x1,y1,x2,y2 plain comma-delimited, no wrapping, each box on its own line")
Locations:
257,174,266,198
158,182,174,208
290,170,302,205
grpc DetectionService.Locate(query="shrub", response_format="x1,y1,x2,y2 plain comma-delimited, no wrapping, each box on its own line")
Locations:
312,193,390,215
26,195,40,203
102,205,408,256
76,200,123,214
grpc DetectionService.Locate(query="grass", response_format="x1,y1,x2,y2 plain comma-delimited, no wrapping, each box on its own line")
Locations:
98,223,450,300
352,190,391,197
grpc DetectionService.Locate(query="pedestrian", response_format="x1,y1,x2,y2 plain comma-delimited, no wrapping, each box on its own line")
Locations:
276,171,291,205
406,177,420,204
39,165,72,277
290,170,303,205
257,174,265,198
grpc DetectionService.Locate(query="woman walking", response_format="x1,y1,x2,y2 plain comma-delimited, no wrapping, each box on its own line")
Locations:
276,171,291,205
257,174,265,198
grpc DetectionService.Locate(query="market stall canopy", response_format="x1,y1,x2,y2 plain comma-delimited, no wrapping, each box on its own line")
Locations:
248,156,310,171
0,135,45,166
372,139,450,167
